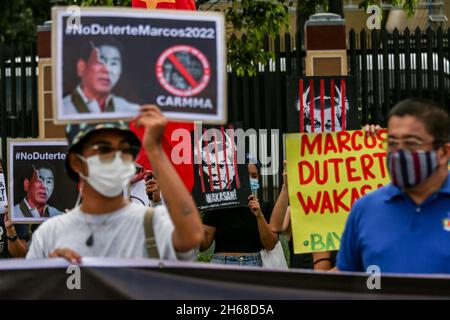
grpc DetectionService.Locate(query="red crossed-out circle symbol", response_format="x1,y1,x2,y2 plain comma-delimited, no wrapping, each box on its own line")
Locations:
156,45,211,97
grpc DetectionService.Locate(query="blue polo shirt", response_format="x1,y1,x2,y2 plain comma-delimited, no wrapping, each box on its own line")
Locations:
337,173,450,274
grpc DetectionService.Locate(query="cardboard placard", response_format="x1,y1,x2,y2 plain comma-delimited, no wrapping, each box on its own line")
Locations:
0,173,7,214
286,130,390,254
287,76,359,133
52,7,226,124
8,140,79,224
191,124,251,211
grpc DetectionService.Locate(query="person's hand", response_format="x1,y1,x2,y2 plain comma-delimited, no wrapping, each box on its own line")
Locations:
3,205,13,230
282,160,288,189
145,171,161,202
248,195,262,218
363,124,381,137
135,105,167,150
3,205,18,240
49,248,82,264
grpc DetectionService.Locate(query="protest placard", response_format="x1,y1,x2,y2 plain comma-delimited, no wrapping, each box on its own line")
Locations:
0,173,6,214
191,124,251,211
52,6,226,124
8,140,79,223
286,76,359,133
286,130,390,254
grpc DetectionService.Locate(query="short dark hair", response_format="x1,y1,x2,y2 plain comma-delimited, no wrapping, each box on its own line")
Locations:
78,37,124,62
388,98,450,145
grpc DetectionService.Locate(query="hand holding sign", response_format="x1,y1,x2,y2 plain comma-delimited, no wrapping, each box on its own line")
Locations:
145,171,161,203
136,105,168,150
248,195,262,218
3,205,12,230
282,160,288,189
364,124,382,137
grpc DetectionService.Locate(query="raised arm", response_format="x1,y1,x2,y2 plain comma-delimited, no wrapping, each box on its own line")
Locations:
136,105,203,252
269,161,289,234
3,206,27,258
249,195,277,250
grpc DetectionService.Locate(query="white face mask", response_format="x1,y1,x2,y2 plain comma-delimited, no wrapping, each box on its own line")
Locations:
78,153,136,198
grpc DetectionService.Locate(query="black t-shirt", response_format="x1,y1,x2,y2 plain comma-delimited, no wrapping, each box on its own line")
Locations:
202,202,273,253
0,214,29,258
288,238,313,269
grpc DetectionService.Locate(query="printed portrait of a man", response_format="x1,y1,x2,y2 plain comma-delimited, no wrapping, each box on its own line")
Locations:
194,130,236,192
297,83,350,133
286,77,358,134
191,126,252,211
13,163,64,219
63,37,140,115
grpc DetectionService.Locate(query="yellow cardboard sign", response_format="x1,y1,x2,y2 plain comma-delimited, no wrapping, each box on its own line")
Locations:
286,130,390,254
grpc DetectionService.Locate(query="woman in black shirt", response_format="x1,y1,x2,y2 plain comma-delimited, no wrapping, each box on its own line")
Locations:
200,154,278,267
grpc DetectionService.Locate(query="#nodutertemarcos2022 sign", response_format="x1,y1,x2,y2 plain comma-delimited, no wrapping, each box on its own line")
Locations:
52,7,226,124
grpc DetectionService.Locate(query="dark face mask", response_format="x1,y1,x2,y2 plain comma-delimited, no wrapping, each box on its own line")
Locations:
387,149,439,189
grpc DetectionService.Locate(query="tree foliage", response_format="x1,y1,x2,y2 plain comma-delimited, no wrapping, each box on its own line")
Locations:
229,0,417,77
226,0,290,77
358,0,416,16
298,0,416,17
0,0,417,75
0,0,52,44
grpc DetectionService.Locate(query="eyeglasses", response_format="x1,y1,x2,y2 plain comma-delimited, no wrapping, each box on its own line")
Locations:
382,138,437,152
83,144,140,163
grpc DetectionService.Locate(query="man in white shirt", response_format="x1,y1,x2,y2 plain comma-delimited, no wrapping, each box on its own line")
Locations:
62,38,140,115
27,105,203,262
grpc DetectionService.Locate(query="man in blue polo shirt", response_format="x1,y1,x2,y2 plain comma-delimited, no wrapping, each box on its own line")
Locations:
337,98,450,274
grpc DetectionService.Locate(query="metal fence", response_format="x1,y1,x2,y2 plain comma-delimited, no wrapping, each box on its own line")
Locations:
0,43,39,169
227,27,450,202
227,27,450,130
348,27,450,126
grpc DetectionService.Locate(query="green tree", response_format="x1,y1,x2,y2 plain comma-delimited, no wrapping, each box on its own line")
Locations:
0,0,418,74
225,0,416,77
358,0,416,16
298,0,416,18
225,0,290,77
0,0,52,44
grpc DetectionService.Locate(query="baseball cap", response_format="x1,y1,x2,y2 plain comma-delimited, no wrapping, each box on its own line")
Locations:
65,122,141,181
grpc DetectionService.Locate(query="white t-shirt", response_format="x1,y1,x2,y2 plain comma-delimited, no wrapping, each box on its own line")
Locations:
26,202,196,261
129,180,150,207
